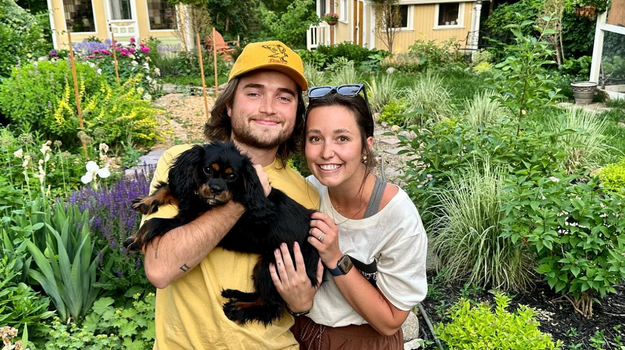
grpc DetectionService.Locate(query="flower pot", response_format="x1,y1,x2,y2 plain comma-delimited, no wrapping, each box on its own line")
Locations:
575,5,597,18
326,19,338,25
571,81,597,105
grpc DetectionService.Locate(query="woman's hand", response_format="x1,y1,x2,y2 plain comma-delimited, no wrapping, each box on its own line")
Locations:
270,242,324,313
252,164,271,197
308,212,343,268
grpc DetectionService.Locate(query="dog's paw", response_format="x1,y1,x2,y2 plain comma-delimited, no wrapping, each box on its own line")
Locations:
131,197,160,215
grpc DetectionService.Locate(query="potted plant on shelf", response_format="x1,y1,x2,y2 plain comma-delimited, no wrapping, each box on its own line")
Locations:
323,13,339,25
572,0,611,18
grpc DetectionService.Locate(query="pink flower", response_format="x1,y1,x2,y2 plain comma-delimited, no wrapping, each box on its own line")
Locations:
89,54,94,59
98,55,103,58
129,47,135,53
140,42,145,47
93,49,99,54
102,50,111,55
141,47,150,54
130,37,136,42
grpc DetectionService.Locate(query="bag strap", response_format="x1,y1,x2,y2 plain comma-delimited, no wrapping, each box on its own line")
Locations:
363,175,386,218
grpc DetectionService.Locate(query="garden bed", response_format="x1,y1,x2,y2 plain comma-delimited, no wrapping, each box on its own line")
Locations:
420,277,625,348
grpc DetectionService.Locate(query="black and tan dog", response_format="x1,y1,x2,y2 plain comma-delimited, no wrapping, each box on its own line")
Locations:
124,142,322,325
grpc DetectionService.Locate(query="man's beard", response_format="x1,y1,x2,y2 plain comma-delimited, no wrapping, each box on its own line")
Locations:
231,119,292,150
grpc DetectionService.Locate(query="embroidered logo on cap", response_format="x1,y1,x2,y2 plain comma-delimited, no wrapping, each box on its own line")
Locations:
262,44,289,64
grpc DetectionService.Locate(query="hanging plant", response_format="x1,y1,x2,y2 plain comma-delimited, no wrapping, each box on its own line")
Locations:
572,0,611,17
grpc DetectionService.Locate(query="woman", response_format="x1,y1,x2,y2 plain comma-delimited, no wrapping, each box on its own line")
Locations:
271,84,428,350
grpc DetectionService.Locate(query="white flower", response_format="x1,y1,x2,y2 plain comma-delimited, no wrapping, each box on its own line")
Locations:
40,143,51,155
143,93,152,100
129,54,136,59
44,153,50,162
146,75,152,82
99,143,109,154
131,60,139,66
96,167,111,178
154,67,161,76
96,68,102,74
13,148,23,158
86,161,99,173
549,176,560,183
81,172,93,184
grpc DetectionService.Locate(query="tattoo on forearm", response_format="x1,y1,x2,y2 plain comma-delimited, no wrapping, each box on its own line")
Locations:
179,263,190,272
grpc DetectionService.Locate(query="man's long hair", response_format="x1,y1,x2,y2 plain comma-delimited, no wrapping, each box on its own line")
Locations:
204,76,306,165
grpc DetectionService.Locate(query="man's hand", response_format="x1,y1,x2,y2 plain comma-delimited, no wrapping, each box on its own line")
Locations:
253,164,271,197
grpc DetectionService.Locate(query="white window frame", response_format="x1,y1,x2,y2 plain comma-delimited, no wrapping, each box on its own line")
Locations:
63,0,98,34
434,2,464,30
384,5,413,31
340,0,348,23
316,0,328,18
146,0,177,31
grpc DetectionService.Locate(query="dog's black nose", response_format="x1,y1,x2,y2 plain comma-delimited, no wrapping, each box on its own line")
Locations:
210,183,224,194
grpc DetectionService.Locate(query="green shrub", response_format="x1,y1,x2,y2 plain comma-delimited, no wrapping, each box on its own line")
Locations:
398,117,568,218
0,60,106,145
464,90,507,128
44,293,155,350
326,58,361,86
547,108,610,174
308,43,387,70
303,62,328,87
0,0,51,77
407,37,463,68
379,98,413,126
366,73,398,114
431,163,534,291
502,174,625,318
260,0,319,49
436,293,561,350
402,72,452,124
599,157,625,192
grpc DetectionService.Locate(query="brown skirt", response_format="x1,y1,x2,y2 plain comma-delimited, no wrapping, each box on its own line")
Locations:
292,316,404,350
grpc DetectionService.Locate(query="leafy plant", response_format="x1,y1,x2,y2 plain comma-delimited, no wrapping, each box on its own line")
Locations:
431,162,534,291
598,157,625,192
489,20,561,135
45,292,156,350
0,0,51,77
436,293,562,349
379,98,411,126
303,62,328,87
327,59,361,86
501,174,625,318
26,203,102,323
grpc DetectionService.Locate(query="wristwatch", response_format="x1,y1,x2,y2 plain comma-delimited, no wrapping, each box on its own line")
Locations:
328,255,353,276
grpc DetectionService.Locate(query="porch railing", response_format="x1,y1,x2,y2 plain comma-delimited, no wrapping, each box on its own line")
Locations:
306,23,330,50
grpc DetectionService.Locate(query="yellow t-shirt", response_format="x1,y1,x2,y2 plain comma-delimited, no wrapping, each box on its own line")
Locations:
145,144,319,350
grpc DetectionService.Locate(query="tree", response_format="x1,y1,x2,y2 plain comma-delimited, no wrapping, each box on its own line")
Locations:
260,0,319,48
372,0,401,54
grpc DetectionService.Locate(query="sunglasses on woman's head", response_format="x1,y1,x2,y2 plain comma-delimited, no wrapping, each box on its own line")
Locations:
307,84,366,99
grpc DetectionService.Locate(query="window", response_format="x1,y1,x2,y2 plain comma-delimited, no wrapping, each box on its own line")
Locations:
63,0,96,33
387,5,410,29
110,0,132,20
340,0,348,21
147,0,177,30
437,3,462,27
318,0,326,18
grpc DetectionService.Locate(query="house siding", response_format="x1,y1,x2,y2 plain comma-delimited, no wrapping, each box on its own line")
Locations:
49,0,185,50
373,1,475,53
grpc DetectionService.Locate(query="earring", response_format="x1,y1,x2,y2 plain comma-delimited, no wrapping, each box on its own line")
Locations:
361,155,367,163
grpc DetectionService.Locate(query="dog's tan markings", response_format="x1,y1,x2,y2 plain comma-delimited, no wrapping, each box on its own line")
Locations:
212,163,220,171
216,191,232,203
232,298,264,309
131,187,178,215
225,168,233,174
198,183,213,198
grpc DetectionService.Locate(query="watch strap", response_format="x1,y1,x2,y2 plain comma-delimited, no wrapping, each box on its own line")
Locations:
328,255,353,276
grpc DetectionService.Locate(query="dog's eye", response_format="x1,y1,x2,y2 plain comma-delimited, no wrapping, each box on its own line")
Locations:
226,173,238,181
203,167,213,176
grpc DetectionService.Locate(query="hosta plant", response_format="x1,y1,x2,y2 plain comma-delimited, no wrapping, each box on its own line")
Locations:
501,173,625,317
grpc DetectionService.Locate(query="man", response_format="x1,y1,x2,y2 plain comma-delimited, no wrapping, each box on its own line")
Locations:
142,40,320,349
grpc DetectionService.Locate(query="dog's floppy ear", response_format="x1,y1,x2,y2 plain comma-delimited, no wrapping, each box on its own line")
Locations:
235,156,274,218
168,145,204,197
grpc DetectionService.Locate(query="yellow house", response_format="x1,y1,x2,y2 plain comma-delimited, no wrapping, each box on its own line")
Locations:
45,0,192,50
308,0,485,53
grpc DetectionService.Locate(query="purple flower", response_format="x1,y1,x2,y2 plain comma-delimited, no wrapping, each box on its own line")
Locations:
49,50,58,57
115,269,123,278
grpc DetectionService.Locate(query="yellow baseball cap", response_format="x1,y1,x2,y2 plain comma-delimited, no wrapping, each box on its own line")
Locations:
228,40,308,91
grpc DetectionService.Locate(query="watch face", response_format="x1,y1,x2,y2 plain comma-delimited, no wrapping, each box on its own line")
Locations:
338,255,353,274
